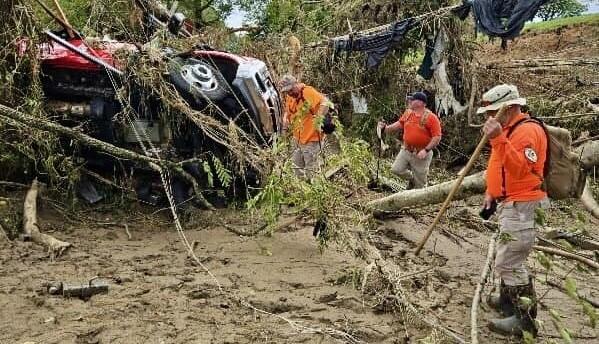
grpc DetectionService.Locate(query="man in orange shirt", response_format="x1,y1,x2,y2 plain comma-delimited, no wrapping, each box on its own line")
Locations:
479,84,549,338
278,75,331,179
378,92,442,189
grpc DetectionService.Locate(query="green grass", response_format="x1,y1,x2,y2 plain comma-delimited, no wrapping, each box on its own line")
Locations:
524,13,599,32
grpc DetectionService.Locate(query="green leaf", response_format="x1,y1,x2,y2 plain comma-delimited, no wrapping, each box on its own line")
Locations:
535,207,546,226
202,161,213,188
581,300,597,328
559,328,573,344
519,296,533,307
536,251,553,271
549,308,561,321
212,156,232,188
564,277,578,301
522,330,536,344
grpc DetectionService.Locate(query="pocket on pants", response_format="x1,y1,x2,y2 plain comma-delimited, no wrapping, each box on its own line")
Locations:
503,228,535,253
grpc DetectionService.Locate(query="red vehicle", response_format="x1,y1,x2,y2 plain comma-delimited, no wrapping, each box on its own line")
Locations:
37,29,282,207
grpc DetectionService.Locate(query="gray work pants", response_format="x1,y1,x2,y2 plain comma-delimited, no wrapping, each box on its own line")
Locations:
495,199,548,286
291,140,322,179
391,148,433,189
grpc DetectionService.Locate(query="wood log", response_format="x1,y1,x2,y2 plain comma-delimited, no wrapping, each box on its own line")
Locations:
581,178,599,219
576,140,599,169
24,179,71,258
367,171,486,212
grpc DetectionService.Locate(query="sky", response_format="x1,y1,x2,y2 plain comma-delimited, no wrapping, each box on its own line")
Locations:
224,1,599,28
225,8,246,28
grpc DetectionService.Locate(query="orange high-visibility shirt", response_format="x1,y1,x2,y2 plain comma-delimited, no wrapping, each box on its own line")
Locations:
285,84,325,144
486,113,548,202
398,109,442,150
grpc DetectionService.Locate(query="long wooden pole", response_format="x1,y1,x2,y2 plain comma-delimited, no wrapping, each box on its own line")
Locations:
50,0,74,37
34,0,77,37
414,106,508,256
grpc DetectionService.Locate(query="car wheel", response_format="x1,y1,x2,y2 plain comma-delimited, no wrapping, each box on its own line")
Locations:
169,57,229,106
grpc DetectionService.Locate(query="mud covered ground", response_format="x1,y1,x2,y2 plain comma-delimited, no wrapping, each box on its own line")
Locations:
0,189,597,344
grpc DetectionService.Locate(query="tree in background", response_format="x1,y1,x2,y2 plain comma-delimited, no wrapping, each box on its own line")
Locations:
177,0,234,27
537,0,588,21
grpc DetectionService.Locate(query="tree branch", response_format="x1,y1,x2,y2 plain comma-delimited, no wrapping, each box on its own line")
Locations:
471,233,497,344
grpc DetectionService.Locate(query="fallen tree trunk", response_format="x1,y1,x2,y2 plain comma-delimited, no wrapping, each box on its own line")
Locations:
0,104,213,209
576,140,599,169
581,178,599,219
367,171,485,212
24,179,71,258
368,139,599,219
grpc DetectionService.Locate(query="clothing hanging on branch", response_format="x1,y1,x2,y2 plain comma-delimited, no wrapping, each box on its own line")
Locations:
432,60,467,116
458,0,549,40
332,18,416,69
417,29,448,81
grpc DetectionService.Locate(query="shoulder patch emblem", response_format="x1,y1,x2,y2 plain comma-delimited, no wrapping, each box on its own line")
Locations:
524,147,538,163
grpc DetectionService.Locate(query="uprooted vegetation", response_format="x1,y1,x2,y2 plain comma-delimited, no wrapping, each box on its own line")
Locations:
1,1,599,343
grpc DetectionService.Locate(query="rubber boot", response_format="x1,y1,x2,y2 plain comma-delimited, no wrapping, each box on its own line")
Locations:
406,178,415,190
487,280,515,317
488,278,538,337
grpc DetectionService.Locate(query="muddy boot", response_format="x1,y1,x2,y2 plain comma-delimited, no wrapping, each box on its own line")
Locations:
487,280,515,316
488,279,537,337
405,178,415,190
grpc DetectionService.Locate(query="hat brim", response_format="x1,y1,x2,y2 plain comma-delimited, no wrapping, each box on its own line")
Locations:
476,97,526,114
280,85,292,92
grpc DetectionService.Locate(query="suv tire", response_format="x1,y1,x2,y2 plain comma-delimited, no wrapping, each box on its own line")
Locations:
169,57,229,106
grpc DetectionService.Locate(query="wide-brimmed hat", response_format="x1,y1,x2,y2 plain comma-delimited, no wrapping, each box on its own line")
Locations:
278,74,297,92
476,84,526,114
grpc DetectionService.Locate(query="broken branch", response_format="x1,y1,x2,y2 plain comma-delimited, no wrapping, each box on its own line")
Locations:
471,233,497,344
533,245,599,270
23,179,71,258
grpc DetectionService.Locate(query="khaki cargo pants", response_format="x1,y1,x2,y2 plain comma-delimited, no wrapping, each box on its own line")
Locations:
391,148,433,189
292,140,322,179
495,199,548,286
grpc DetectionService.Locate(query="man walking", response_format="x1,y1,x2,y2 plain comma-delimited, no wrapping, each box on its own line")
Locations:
479,84,548,337
378,92,442,189
278,75,331,179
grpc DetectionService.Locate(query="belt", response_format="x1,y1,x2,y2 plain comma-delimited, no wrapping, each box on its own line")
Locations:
404,145,424,153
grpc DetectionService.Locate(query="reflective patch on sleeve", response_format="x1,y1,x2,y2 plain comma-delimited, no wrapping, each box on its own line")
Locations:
524,147,538,163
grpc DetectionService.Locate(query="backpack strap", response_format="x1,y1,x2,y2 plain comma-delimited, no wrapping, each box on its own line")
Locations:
506,116,550,178
420,109,431,128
